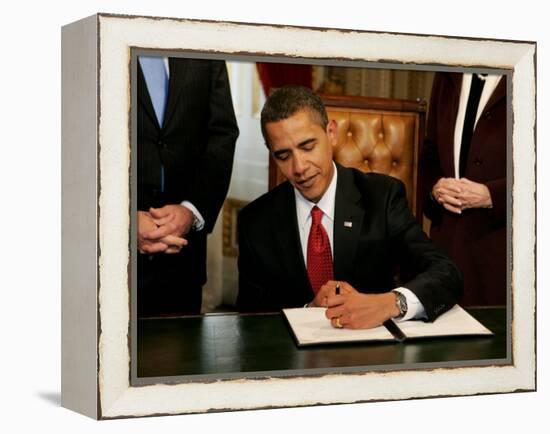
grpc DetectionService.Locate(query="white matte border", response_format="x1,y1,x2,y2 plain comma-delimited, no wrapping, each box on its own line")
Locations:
97,14,535,418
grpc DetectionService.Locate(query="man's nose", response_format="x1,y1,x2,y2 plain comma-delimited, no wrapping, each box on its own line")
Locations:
293,154,307,175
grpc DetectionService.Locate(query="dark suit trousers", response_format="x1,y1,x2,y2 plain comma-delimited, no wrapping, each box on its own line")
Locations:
138,253,202,316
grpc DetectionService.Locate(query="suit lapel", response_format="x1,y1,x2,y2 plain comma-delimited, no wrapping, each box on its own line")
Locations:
275,183,311,293
481,75,506,114
162,57,188,130
333,165,365,280
137,62,160,129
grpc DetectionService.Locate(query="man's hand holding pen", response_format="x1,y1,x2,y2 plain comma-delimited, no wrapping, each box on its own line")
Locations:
309,280,349,308
310,280,400,330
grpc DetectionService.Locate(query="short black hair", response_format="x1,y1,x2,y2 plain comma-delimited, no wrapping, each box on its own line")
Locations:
260,85,328,147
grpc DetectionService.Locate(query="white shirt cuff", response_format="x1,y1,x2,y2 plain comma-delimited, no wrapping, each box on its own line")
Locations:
180,201,205,231
393,287,427,321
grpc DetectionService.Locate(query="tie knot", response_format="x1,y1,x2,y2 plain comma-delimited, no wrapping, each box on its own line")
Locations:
311,206,324,224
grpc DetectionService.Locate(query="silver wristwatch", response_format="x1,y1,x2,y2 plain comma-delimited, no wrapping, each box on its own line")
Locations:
392,290,408,319
191,213,200,231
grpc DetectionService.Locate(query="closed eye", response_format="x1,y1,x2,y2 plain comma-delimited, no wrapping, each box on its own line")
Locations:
273,151,290,161
299,139,316,151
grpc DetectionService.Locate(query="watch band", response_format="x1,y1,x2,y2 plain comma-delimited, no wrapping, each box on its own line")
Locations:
392,290,408,319
191,213,200,231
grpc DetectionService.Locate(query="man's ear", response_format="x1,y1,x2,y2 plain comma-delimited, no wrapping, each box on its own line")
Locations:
326,119,338,148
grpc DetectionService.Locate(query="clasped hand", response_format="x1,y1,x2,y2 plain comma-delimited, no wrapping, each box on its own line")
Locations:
138,205,193,254
310,281,400,329
432,177,492,214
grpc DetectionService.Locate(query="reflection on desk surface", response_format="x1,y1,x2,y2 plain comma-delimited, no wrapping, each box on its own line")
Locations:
136,307,508,380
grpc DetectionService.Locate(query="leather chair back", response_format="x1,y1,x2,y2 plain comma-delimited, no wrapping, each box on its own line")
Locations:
268,94,426,218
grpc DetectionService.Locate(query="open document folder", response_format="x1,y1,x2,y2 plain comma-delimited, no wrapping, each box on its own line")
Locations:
282,305,493,347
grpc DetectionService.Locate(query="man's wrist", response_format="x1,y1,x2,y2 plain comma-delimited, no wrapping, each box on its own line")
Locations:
180,201,205,231
391,287,425,321
482,184,493,208
391,290,408,319
190,212,200,231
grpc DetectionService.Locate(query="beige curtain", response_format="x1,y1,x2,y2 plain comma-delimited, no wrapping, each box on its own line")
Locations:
314,66,435,103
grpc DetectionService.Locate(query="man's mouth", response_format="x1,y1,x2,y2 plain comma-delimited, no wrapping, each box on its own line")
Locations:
296,174,317,189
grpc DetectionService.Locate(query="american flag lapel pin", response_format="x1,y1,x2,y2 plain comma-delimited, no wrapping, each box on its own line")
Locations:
344,221,353,228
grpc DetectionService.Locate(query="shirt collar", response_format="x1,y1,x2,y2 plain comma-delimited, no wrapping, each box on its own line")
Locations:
295,162,338,228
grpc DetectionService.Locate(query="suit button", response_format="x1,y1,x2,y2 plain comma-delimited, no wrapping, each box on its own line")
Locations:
474,158,483,166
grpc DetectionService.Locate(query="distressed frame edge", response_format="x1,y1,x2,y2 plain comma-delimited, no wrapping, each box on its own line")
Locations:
61,13,101,420
91,15,536,419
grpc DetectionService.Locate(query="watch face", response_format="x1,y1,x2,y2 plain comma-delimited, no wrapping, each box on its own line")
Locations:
192,215,199,230
401,298,408,314
397,293,407,315
392,291,406,317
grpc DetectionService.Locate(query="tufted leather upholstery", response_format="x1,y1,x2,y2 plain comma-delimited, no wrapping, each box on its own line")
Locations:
268,94,426,218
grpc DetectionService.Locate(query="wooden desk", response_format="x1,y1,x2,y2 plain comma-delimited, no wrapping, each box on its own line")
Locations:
136,307,507,381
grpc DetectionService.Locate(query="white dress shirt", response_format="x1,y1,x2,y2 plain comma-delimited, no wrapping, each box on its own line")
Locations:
453,73,503,178
294,163,425,321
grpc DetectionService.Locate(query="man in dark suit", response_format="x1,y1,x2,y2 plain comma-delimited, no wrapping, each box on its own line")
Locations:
418,72,506,306
237,86,462,329
137,56,239,317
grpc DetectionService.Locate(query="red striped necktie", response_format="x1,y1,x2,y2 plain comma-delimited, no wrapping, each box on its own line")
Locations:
307,206,334,294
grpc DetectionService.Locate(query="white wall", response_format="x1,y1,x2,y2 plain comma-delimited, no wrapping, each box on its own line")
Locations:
227,60,269,202
203,60,267,310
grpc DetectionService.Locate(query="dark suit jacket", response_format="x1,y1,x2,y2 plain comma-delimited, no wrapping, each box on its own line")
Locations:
237,165,462,321
418,72,506,306
138,58,238,311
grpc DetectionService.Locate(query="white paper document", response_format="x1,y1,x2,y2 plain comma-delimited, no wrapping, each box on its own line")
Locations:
282,305,493,346
396,305,493,338
282,307,395,346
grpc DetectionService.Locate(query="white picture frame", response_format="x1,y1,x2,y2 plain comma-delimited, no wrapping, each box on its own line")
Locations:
61,13,536,419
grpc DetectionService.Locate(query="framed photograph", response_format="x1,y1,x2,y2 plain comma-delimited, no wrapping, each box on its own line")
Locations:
61,13,536,419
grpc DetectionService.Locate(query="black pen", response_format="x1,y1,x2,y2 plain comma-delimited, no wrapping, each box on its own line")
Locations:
335,281,340,295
